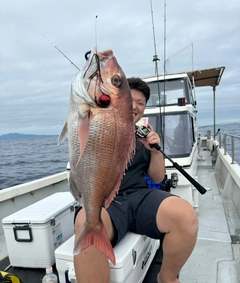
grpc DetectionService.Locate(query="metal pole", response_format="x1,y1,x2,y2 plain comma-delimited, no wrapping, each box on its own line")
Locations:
213,86,216,138
231,136,235,164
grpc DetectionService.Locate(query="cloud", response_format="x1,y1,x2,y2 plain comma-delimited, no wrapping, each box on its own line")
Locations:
0,0,240,135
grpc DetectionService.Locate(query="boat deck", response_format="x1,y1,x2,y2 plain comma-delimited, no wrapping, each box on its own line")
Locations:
1,149,239,283
0,243,163,283
180,149,240,283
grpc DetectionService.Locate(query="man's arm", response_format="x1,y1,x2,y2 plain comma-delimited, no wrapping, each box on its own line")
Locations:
147,150,165,183
138,123,165,183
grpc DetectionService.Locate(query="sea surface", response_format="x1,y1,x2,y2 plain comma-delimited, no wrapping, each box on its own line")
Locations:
0,122,240,190
198,122,240,165
0,136,68,190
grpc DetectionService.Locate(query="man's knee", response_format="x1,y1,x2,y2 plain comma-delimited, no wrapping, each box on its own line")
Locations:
101,209,115,241
74,208,86,235
156,196,199,234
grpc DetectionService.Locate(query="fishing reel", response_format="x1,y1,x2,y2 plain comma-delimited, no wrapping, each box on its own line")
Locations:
161,173,179,192
135,125,151,139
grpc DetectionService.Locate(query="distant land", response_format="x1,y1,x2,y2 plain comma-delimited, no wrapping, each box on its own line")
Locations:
0,133,57,140
1,121,239,140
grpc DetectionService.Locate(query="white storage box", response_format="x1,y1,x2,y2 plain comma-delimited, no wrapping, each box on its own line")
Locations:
2,192,77,268
55,232,160,283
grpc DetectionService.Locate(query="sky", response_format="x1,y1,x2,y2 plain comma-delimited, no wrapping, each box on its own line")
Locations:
0,0,240,136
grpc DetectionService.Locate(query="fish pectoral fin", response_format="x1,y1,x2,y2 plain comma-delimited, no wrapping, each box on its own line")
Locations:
77,105,92,163
58,120,68,145
74,222,116,265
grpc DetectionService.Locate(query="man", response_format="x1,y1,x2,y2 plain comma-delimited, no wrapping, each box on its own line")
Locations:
74,77,198,283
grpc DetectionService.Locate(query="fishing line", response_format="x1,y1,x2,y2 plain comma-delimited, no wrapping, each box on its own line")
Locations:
87,54,103,82
41,33,80,70
84,53,103,92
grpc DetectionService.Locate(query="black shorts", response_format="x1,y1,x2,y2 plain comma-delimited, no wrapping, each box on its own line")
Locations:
107,188,175,245
74,188,175,246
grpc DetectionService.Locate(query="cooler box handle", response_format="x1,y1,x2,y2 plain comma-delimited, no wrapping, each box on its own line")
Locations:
13,225,33,242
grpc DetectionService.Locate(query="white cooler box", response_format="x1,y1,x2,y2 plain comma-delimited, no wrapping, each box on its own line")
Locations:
55,232,160,283
2,192,77,268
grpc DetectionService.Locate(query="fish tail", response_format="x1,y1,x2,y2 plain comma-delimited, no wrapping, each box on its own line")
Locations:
73,222,116,265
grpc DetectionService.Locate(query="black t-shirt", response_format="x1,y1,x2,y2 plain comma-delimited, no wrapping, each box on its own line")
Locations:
119,139,151,191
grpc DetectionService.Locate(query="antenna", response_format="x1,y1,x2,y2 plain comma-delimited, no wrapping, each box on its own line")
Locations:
150,0,164,147
161,0,167,149
150,0,159,75
163,0,167,77
95,15,98,50
41,34,80,71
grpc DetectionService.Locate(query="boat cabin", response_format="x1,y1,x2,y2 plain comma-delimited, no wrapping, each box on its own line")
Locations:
142,73,198,159
138,73,199,207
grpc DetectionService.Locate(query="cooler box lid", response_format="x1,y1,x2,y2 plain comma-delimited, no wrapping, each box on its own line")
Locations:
110,233,144,269
2,192,76,225
55,235,75,262
55,233,145,269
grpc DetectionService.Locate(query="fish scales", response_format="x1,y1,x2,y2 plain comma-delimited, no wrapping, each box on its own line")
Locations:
59,48,135,265
75,110,131,206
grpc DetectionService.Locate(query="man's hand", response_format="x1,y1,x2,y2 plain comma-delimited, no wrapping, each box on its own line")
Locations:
137,124,161,151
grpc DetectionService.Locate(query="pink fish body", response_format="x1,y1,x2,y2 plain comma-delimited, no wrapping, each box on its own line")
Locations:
59,49,135,264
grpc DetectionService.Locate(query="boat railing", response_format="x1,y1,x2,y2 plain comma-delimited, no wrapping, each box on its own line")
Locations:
216,131,240,165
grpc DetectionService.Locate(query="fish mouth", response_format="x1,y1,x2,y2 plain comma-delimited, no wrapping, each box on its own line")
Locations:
80,49,116,108
95,92,111,108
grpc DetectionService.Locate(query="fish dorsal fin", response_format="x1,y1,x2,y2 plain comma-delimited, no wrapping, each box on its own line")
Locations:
77,104,91,164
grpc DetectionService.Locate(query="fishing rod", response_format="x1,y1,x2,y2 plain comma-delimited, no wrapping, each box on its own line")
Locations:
214,128,220,139
41,33,80,70
149,0,165,149
42,15,99,71
135,125,207,195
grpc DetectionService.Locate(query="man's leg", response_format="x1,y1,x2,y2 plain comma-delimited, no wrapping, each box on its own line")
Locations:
156,196,199,283
74,208,114,283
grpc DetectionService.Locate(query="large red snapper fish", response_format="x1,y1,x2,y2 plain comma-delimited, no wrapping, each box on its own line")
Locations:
59,48,135,264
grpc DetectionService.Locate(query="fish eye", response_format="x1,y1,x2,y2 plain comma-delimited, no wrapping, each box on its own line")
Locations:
111,75,122,88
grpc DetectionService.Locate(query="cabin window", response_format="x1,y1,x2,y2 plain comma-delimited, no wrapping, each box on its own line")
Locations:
164,113,194,157
147,78,190,106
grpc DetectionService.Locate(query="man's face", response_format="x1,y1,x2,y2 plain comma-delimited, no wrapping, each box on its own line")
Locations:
131,89,146,124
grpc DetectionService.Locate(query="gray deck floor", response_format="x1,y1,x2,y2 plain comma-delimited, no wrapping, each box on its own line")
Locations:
179,149,238,283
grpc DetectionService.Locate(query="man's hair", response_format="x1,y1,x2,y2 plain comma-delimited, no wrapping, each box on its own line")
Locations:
127,77,150,102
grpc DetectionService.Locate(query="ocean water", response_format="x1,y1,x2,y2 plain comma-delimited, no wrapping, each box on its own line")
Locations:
0,122,239,190
198,122,240,165
0,136,68,190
